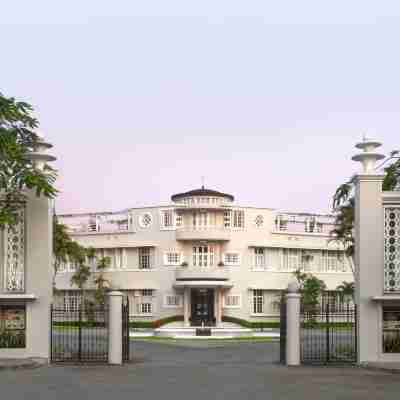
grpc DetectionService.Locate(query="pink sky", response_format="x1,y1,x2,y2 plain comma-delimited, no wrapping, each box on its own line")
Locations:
2,1,400,215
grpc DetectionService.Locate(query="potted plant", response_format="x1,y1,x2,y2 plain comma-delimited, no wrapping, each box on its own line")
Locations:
218,261,225,267
180,261,188,267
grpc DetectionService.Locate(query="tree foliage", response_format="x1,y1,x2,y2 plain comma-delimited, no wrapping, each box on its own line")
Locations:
331,154,400,262
336,281,355,301
293,269,327,306
0,92,57,228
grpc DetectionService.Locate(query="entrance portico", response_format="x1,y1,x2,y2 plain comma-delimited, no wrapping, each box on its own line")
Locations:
175,281,232,327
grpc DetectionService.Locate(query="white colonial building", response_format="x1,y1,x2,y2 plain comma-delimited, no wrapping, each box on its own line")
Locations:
55,187,353,326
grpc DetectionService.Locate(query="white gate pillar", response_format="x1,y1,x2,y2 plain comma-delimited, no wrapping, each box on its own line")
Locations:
352,139,385,363
286,281,301,366
108,291,123,365
183,287,190,327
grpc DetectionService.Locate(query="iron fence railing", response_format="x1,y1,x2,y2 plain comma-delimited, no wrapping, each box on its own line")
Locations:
300,292,357,364
51,305,109,363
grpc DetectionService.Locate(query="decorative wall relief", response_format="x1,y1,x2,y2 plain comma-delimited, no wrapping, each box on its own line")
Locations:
4,208,25,292
384,207,400,292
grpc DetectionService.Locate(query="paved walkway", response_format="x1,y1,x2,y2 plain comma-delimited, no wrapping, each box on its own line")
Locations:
1,342,400,400
0,358,46,370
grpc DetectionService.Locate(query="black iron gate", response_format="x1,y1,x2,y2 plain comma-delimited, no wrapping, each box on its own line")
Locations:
51,304,109,363
122,296,130,362
280,292,287,364
300,291,357,364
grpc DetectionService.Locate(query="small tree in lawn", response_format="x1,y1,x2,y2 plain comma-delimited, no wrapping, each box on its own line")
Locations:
93,256,111,308
336,281,355,302
293,269,327,327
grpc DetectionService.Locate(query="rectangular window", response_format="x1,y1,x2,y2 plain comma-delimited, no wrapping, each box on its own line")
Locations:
0,305,26,348
262,291,281,314
233,210,245,228
133,289,154,315
115,248,123,269
165,295,182,307
68,260,78,272
224,295,241,308
58,261,67,273
160,210,174,229
193,212,208,227
383,307,400,353
164,252,181,266
253,289,264,314
63,292,82,312
224,252,241,266
275,215,288,231
139,247,151,269
175,214,182,227
282,249,300,271
224,211,231,227
140,303,152,314
254,248,266,268
321,250,343,272
193,245,214,267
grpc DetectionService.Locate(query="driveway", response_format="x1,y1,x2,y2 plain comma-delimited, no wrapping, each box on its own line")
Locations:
1,341,399,400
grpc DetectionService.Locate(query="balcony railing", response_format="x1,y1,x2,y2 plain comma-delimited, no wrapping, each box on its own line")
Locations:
175,226,231,241
175,266,230,281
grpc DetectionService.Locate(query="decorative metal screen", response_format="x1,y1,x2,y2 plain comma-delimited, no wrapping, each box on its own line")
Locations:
384,207,400,292
4,208,25,292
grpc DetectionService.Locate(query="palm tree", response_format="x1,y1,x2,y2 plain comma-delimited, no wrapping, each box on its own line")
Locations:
336,281,355,300
330,154,400,278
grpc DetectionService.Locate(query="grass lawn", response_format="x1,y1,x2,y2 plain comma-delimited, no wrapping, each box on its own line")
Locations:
131,336,278,342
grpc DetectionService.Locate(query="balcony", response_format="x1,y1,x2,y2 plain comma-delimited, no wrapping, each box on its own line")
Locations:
175,226,231,241
175,266,230,282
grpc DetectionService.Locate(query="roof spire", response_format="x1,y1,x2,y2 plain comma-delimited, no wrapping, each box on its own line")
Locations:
201,176,205,190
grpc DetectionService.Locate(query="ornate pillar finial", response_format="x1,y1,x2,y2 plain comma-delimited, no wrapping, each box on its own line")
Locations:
352,138,385,174
24,133,57,171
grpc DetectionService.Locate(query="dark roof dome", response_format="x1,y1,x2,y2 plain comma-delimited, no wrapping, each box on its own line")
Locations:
171,186,234,202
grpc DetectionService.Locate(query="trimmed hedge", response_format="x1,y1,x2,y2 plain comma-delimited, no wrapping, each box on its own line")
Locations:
222,316,280,329
129,315,184,329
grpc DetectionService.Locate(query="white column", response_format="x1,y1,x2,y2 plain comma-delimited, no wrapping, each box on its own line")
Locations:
286,282,301,366
108,291,124,365
216,288,222,327
354,173,384,363
184,287,190,327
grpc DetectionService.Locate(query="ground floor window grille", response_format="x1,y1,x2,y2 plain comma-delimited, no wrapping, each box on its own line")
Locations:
133,289,155,315
0,304,26,348
253,289,264,314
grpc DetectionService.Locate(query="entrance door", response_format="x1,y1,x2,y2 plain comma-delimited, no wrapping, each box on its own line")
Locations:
191,289,215,326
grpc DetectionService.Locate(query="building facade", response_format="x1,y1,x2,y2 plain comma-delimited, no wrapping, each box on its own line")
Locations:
55,187,353,326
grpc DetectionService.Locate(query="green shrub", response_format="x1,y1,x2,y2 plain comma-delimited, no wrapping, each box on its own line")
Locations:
129,315,184,329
